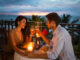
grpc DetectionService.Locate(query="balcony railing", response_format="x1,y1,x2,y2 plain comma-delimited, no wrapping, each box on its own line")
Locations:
0,20,80,58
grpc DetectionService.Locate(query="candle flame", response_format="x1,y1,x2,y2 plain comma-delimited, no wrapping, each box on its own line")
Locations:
27,42,34,52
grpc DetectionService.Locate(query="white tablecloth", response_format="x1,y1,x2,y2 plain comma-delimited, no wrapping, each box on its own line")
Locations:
14,52,49,60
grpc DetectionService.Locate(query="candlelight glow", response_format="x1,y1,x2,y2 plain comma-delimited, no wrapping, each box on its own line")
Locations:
28,46,33,51
27,42,34,52
36,33,40,37
37,40,39,45
18,12,49,16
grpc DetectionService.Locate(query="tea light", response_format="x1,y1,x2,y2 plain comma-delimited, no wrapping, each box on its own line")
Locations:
27,42,34,52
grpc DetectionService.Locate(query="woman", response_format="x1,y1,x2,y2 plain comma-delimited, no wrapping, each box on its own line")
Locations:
9,16,35,60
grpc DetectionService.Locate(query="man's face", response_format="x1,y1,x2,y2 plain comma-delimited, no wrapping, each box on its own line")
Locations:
46,18,56,29
46,18,51,29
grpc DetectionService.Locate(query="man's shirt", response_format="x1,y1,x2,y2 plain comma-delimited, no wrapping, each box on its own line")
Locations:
47,25,76,60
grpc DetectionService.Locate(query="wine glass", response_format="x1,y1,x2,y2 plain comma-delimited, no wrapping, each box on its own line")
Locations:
30,26,35,36
35,26,40,37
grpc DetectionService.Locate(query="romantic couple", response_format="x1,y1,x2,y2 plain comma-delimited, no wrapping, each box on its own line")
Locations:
8,12,76,60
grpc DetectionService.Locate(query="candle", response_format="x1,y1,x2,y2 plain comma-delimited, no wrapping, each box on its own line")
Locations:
27,42,34,52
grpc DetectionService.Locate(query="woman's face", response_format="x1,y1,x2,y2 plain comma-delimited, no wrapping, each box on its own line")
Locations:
18,18,26,29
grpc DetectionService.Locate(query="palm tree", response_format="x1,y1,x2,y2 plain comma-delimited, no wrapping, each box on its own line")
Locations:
61,14,71,23
71,19,79,24
61,14,79,28
28,15,45,27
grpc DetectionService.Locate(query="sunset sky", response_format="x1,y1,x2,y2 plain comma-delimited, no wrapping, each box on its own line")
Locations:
0,0,80,16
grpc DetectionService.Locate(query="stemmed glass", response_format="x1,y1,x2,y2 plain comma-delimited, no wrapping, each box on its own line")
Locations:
35,22,41,37
35,26,40,38
30,26,35,36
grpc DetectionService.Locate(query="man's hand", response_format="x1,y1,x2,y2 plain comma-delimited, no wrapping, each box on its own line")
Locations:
36,29,50,45
36,29,43,37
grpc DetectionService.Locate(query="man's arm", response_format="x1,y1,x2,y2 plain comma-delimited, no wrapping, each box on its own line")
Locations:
36,30,50,45
47,34,64,59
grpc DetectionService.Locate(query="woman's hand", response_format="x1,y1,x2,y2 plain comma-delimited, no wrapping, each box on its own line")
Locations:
20,49,25,53
30,29,35,36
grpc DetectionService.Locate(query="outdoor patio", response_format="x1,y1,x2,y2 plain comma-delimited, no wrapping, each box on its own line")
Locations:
0,20,80,60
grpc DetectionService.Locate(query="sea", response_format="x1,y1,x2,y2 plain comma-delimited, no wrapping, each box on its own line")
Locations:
0,15,80,24
0,15,31,21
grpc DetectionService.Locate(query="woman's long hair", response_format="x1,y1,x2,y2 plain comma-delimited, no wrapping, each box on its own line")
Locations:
15,15,30,41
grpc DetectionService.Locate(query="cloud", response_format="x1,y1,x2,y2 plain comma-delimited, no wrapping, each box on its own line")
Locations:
0,0,80,16
0,0,39,6
18,11,49,16
49,0,80,4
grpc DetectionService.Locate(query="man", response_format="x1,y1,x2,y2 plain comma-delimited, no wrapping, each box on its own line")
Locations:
37,12,76,60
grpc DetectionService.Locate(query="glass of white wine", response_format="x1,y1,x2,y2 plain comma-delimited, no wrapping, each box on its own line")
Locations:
35,26,40,37
30,26,35,36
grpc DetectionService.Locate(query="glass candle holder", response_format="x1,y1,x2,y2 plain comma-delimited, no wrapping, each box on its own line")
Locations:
27,42,34,52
